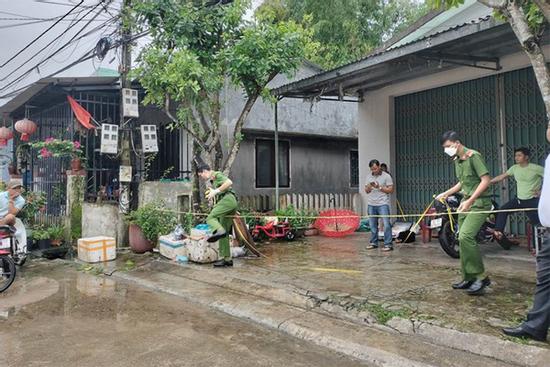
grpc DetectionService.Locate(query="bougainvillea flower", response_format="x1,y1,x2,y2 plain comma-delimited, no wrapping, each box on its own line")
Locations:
39,147,53,158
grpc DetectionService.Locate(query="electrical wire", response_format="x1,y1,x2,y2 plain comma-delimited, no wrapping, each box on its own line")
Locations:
0,5,104,30
0,1,85,68
0,5,115,91
0,29,150,100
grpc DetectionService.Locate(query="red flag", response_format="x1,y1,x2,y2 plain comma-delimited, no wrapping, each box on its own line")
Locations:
67,95,95,130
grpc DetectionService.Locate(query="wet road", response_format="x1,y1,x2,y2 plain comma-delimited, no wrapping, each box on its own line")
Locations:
0,261,368,367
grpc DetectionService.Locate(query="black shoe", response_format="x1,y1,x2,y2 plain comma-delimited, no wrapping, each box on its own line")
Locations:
466,277,491,295
452,280,473,290
502,326,547,342
213,259,233,268
207,229,227,243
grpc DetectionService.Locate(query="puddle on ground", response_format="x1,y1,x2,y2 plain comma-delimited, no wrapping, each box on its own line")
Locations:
0,260,370,367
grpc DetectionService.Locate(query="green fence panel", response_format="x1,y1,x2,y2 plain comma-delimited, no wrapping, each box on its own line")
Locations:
395,76,499,216
503,67,548,234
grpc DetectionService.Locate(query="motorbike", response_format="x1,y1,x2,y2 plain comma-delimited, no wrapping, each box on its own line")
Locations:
250,218,296,242
431,194,506,258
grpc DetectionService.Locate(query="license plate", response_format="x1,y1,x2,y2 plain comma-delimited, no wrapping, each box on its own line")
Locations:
430,218,443,229
0,238,10,249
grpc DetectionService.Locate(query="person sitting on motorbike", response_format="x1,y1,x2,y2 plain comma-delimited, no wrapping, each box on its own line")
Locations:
490,147,543,244
0,181,25,226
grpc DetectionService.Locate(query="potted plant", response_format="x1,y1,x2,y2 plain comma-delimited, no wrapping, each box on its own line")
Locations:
31,226,51,250
126,202,177,253
47,225,65,246
31,138,85,172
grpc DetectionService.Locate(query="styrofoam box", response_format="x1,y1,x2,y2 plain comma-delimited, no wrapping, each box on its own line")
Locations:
159,235,189,260
190,228,210,238
187,238,219,264
78,236,116,263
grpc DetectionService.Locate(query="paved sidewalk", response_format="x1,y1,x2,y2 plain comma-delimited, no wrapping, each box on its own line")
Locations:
241,233,539,339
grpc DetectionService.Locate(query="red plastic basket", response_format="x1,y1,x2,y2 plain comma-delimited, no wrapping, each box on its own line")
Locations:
314,209,360,237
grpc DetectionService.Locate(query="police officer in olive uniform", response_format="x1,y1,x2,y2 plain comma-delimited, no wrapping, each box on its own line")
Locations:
197,164,238,268
437,131,492,295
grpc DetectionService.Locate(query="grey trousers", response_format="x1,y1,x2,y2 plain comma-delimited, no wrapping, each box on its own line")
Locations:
522,231,550,340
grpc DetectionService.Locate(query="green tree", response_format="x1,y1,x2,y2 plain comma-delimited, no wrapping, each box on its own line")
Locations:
256,0,428,69
432,0,550,141
132,0,312,173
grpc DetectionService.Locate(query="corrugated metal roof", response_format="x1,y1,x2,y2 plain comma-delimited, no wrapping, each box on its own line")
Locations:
0,76,119,116
390,0,492,49
271,14,499,97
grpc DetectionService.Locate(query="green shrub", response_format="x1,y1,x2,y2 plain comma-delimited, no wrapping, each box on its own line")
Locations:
31,226,50,241
274,205,317,229
47,225,65,241
126,202,177,242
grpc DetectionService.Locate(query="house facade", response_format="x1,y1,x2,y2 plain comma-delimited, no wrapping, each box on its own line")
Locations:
272,1,550,234
222,62,358,198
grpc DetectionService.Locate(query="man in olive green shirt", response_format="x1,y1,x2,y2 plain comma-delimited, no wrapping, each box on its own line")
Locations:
198,164,238,268
491,147,544,241
437,131,492,295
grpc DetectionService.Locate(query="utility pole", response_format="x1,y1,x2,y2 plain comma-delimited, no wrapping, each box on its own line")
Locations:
119,0,132,215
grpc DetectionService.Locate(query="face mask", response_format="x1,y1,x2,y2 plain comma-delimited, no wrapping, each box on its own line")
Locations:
444,145,457,157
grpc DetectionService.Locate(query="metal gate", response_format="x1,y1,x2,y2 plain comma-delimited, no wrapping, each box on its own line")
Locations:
502,68,549,234
394,76,499,215
395,67,548,235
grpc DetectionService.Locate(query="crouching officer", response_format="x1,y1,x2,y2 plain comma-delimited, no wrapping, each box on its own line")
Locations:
436,131,492,295
197,164,238,268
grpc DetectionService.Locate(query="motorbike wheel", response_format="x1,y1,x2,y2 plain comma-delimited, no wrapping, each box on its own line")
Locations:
285,230,296,241
0,255,16,293
439,221,460,259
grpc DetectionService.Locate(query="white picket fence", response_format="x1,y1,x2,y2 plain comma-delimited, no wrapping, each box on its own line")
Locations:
239,192,359,212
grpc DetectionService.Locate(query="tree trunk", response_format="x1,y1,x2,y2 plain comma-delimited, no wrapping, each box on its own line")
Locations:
505,1,550,124
533,0,550,24
222,93,260,175
191,140,202,212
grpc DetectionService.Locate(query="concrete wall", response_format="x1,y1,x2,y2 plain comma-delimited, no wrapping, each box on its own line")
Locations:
357,45,550,214
221,64,358,139
82,203,119,240
231,132,358,197
138,181,193,211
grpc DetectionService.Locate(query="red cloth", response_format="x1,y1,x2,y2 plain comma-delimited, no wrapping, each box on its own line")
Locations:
67,96,95,129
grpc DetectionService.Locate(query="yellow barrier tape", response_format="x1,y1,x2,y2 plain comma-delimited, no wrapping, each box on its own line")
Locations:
163,207,539,220
404,198,435,243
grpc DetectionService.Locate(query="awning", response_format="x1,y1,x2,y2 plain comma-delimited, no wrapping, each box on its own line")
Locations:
271,17,549,102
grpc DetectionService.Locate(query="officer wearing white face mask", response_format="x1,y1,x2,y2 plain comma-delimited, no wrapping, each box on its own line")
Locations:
436,131,492,295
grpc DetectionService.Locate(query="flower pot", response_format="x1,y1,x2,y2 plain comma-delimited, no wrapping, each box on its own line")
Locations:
129,224,154,253
50,239,63,247
70,158,82,172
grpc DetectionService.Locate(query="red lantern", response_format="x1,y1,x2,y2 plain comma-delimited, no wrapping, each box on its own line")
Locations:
15,118,37,141
0,127,13,146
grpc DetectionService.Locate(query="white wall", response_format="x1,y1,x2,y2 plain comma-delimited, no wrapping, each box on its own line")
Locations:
357,45,550,213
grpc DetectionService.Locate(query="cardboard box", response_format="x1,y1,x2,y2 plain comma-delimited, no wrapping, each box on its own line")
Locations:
78,236,116,263
159,235,189,260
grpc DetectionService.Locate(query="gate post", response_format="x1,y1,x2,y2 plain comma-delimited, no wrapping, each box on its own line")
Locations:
66,171,85,244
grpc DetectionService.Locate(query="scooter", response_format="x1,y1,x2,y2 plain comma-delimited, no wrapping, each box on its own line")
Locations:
250,218,296,242
431,194,508,258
